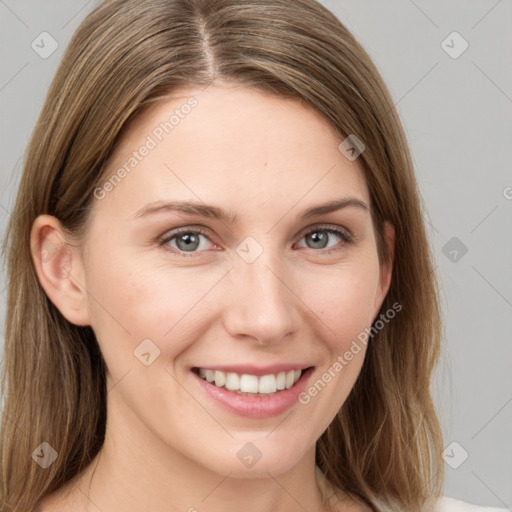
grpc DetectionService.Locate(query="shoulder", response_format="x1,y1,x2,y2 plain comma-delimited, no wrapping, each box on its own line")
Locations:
436,496,510,512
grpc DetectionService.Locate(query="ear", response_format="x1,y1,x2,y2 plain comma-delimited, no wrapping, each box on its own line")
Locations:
373,220,395,315
30,214,91,326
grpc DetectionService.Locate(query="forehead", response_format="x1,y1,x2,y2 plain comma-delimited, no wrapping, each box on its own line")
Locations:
94,84,370,221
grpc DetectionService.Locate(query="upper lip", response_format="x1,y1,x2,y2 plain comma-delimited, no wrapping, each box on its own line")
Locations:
192,364,313,376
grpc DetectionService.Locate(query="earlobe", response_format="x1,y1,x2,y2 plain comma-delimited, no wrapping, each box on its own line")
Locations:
30,215,91,326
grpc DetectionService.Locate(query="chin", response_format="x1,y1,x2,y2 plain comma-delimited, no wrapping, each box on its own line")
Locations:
192,435,312,479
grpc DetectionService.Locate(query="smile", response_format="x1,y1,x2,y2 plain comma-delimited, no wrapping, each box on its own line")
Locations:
195,368,303,395
191,365,314,418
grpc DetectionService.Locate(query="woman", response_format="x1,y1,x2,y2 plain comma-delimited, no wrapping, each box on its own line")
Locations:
0,1,507,511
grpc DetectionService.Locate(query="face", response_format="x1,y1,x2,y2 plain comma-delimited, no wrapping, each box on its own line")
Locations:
39,84,394,479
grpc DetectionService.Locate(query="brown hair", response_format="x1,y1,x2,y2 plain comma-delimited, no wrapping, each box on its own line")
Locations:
0,1,444,510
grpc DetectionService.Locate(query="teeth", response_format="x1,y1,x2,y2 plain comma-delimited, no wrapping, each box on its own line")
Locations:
196,368,303,394
258,374,276,394
214,370,225,387
240,374,259,393
285,370,295,389
225,372,240,391
276,371,286,390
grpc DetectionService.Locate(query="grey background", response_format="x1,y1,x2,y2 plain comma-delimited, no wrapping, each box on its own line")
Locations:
1,0,511,508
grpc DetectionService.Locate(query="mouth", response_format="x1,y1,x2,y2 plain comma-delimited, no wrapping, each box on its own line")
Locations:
192,367,311,396
191,365,315,418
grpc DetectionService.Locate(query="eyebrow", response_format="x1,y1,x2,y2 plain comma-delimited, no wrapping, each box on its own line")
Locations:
132,197,369,224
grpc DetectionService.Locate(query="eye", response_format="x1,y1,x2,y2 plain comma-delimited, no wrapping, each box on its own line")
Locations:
159,227,216,255
295,225,353,254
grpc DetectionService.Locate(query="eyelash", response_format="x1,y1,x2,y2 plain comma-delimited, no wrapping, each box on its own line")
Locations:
158,224,354,257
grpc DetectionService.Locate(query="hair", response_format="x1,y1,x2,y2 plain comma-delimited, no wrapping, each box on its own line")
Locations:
0,0,445,511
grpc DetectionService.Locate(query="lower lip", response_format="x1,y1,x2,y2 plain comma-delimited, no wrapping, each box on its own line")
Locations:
192,368,314,419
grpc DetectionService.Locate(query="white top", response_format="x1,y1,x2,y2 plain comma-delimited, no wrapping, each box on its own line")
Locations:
370,496,510,512
437,497,510,512
315,468,510,511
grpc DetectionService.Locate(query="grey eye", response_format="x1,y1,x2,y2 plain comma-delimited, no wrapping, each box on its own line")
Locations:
304,230,330,249
175,232,202,252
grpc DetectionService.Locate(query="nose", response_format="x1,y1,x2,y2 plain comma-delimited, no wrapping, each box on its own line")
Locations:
222,252,301,346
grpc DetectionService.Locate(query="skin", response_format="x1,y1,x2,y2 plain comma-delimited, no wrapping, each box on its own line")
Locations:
32,83,394,512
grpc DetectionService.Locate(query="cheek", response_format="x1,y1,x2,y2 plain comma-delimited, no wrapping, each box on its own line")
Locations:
294,261,381,428
303,256,381,345
84,248,220,371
